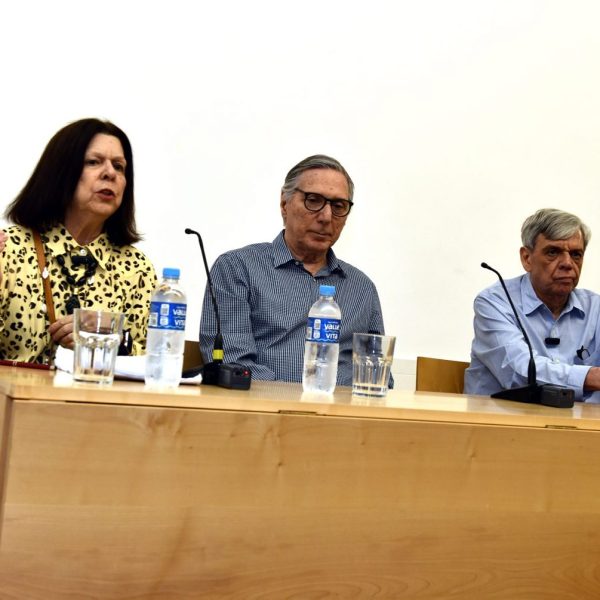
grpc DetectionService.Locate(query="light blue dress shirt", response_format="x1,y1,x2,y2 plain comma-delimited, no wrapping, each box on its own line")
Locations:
464,273,600,402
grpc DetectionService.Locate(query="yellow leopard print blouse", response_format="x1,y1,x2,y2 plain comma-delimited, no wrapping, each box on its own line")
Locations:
0,224,157,363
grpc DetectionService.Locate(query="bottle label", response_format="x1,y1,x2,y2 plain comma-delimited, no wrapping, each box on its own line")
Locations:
306,317,340,344
148,302,187,331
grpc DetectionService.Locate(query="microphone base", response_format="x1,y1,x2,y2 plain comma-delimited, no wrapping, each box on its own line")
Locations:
201,361,252,390
491,384,574,408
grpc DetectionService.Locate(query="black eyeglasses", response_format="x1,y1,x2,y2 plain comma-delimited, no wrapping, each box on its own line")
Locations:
294,188,353,217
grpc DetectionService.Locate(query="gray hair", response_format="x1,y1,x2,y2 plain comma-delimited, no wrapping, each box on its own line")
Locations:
521,208,591,250
281,154,354,202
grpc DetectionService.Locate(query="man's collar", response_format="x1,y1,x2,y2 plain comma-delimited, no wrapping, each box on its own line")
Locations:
42,224,112,271
272,230,346,276
521,273,584,317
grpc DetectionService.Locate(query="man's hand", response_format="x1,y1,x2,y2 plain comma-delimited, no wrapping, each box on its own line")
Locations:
48,314,76,349
584,367,600,391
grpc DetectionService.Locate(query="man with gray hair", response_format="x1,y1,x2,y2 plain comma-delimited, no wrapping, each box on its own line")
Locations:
199,154,389,385
465,208,600,402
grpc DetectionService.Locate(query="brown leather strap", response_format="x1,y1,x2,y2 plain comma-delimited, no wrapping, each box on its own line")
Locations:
33,231,56,324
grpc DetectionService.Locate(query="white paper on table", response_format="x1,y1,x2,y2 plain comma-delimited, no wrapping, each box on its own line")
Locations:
54,346,202,385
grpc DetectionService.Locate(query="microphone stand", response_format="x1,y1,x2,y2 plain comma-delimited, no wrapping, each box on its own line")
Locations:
184,228,251,389
185,228,223,383
480,262,574,408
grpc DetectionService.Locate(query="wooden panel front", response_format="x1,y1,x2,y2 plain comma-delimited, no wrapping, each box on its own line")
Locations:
0,399,599,598
0,393,9,545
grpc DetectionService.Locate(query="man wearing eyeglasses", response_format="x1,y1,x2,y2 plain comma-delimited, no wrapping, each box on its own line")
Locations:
199,154,390,385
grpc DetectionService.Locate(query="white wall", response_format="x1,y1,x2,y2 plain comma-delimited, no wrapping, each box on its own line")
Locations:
2,0,600,372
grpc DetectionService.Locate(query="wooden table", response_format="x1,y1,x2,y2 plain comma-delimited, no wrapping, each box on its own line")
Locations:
1,366,600,599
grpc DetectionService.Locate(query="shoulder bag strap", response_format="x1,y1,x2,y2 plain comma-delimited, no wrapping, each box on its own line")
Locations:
32,230,56,324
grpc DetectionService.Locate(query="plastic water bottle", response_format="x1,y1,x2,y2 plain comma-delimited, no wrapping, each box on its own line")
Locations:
302,285,341,395
145,268,187,389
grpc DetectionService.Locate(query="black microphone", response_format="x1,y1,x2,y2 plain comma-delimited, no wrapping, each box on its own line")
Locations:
184,228,223,363
184,228,251,390
480,262,574,408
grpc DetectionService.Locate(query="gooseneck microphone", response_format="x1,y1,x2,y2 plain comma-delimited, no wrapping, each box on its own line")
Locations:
185,228,251,390
481,262,537,387
185,228,223,364
480,262,574,408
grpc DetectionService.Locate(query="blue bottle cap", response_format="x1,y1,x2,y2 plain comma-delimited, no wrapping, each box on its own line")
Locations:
319,284,335,296
163,267,180,278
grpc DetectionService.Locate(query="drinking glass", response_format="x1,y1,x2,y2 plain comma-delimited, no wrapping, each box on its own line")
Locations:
73,309,124,384
352,333,396,398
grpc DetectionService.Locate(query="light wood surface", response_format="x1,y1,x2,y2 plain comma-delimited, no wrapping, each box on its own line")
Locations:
415,355,470,393
0,366,600,598
0,391,9,542
183,338,203,370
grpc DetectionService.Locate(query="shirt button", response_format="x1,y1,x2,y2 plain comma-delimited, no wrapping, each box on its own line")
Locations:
79,248,87,256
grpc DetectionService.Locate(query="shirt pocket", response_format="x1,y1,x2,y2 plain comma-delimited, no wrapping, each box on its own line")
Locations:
573,341,596,366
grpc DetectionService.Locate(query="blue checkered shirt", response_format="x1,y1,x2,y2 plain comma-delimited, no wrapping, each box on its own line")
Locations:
199,231,389,386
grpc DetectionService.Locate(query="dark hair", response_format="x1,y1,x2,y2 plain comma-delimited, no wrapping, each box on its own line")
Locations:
5,118,141,245
281,154,355,201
